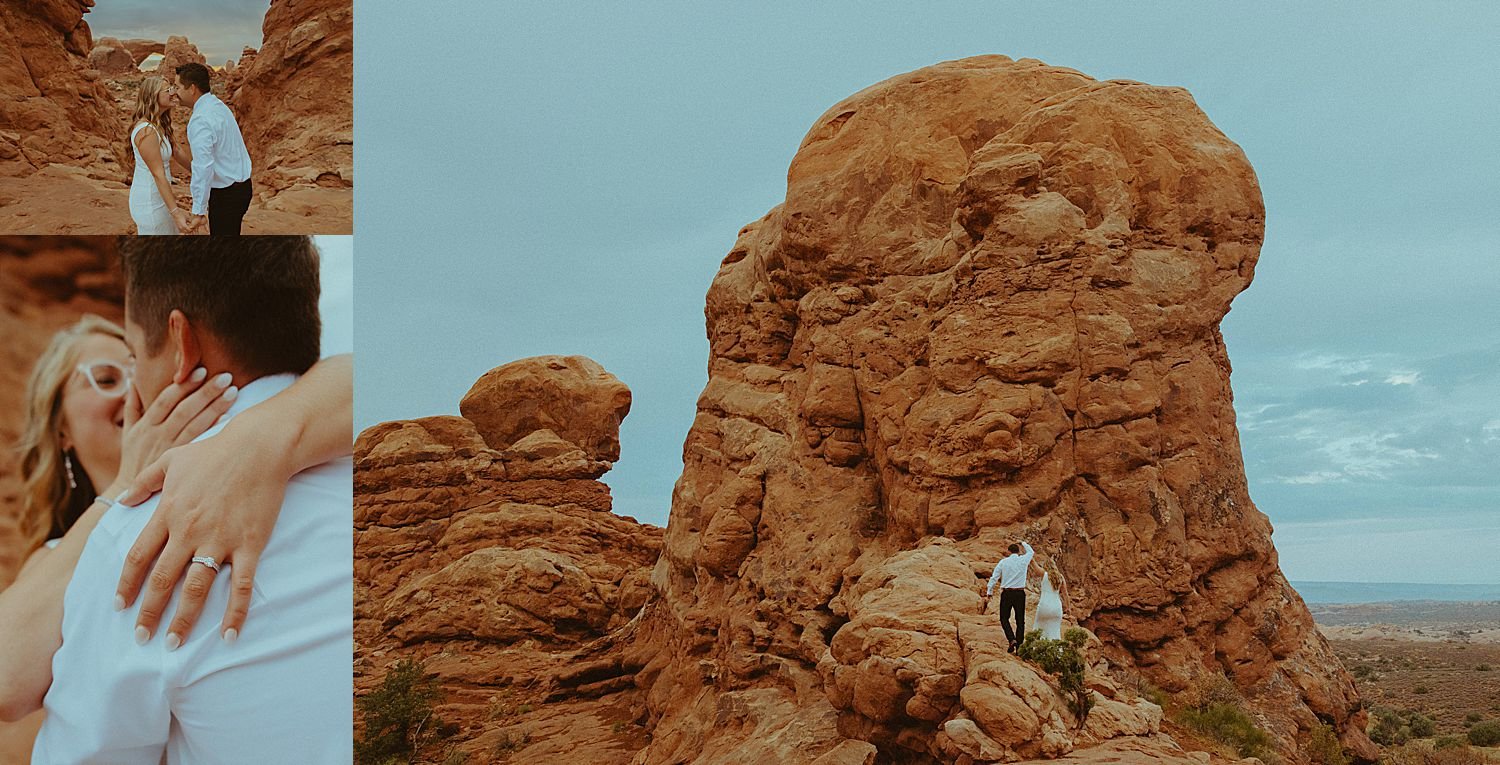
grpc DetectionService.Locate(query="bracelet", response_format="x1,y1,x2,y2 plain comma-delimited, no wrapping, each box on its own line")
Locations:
95,495,117,509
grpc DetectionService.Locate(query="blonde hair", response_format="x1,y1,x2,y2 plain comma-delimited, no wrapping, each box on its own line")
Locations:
130,76,174,153
16,315,126,552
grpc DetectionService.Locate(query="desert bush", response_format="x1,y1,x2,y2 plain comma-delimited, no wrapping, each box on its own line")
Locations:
1415,684,1432,695
1179,702,1278,761
1181,672,1245,710
1477,664,1493,672
1465,711,1484,725
1467,720,1500,747
1305,722,1349,765
1370,707,1439,744
354,659,449,765
1353,664,1378,681
1384,741,1492,765
1017,629,1094,726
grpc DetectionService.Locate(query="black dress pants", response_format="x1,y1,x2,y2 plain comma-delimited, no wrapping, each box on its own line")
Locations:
208,179,252,235
999,588,1027,644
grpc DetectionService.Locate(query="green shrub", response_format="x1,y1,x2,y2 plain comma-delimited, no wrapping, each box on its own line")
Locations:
1305,722,1349,765
1179,702,1278,761
1408,712,1437,738
1017,630,1094,726
1468,720,1500,747
1352,664,1377,680
1465,711,1483,724
1370,706,1407,745
1434,735,1466,750
354,659,449,765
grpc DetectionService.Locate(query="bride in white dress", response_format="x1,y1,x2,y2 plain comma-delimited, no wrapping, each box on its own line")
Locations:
128,77,191,235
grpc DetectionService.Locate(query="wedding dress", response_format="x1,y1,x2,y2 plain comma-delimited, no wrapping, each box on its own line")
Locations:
128,122,179,235
1036,571,1063,639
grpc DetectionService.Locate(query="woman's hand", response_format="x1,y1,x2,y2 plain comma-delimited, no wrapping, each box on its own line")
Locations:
171,208,191,233
113,354,354,648
107,368,237,499
112,417,296,648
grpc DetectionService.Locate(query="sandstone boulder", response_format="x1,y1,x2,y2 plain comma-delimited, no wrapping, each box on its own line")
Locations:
158,35,205,82
88,37,135,74
0,0,125,176
227,0,352,193
630,54,1373,764
460,355,632,462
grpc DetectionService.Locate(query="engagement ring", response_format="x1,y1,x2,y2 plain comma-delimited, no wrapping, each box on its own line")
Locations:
191,556,221,572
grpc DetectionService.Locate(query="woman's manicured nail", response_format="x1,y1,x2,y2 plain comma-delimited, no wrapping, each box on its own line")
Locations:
114,594,126,611
165,633,181,651
115,489,137,507
222,627,239,644
213,372,233,388
223,385,239,402
190,367,207,383
135,625,150,645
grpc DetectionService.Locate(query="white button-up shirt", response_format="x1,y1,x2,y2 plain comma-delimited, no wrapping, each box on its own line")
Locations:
187,93,253,215
986,541,1035,593
33,374,353,764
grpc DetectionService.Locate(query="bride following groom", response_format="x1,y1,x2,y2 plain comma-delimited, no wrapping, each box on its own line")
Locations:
129,62,253,236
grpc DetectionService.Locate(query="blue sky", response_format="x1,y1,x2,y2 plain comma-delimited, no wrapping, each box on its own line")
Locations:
85,0,268,63
354,2,1499,585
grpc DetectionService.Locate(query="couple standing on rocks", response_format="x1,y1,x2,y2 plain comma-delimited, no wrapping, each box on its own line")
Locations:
984,539,1042,653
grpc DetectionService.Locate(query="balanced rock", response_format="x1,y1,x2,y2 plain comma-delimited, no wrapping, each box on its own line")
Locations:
354,359,661,762
88,37,135,74
459,355,632,463
228,0,352,192
628,54,1374,764
0,0,125,175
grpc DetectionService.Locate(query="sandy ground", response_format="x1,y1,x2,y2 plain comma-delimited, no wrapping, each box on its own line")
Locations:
0,168,352,234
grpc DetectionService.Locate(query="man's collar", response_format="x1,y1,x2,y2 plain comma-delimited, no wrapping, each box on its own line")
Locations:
219,373,298,425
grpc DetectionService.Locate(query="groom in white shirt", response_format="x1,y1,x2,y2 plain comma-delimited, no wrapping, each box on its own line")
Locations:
32,237,352,763
174,63,254,235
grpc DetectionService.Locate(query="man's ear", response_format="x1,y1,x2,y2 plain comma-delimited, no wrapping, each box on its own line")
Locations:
166,309,203,384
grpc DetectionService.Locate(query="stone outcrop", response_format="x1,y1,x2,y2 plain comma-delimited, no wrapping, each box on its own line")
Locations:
158,34,205,83
88,37,136,74
349,55,1374,765
0,0,125,176
354,356,662,763
227,0,353,194
625,54,1374,764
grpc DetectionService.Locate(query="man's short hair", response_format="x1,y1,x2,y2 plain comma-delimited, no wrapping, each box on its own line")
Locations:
1007,543,1021,554
175,62,211,94
119,236,321,377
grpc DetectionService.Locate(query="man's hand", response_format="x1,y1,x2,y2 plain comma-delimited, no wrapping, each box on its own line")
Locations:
187,214,208,234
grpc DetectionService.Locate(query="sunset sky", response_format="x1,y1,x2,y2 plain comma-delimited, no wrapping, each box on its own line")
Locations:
355,1,1499,585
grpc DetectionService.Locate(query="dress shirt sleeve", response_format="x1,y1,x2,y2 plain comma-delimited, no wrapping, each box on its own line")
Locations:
188,113,216,215
986,561,1003,595
30,518,171,764
1020,541,1034,564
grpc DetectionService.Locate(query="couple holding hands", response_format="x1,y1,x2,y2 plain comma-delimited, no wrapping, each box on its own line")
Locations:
128,63,253,235
0,237,350,763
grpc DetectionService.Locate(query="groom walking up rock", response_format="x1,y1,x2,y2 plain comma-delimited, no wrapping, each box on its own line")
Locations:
174,63,253,235
984,539,1036,654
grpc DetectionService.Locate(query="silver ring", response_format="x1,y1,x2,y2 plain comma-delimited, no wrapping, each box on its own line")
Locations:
191,555,221,572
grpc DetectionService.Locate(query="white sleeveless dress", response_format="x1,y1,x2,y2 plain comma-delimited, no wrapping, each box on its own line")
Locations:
128,122,179,235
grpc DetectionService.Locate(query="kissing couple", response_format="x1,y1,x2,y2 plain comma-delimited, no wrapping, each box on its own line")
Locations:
128,62,254,236
0,237,352,762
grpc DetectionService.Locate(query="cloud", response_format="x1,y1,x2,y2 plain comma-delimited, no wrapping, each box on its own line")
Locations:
1384,370,1420,386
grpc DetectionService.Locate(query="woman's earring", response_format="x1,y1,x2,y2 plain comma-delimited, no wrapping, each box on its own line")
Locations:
64,452,78,489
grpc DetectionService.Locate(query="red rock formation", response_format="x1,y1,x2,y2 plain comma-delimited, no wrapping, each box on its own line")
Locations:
0,0,125,177
228,0,352,194
88,37,135,74
625,54,1375,765
120,38,165,65
354,356,662,763
157,34,205,83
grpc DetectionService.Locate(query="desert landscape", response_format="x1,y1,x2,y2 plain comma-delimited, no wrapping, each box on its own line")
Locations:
347,55,1466,764
0,0,352,234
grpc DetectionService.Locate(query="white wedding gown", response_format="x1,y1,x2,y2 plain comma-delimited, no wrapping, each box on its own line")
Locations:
128,121,179,235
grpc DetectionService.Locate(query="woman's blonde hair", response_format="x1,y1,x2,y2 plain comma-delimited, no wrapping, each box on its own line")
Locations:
130,76,174,153
16,315,126,552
